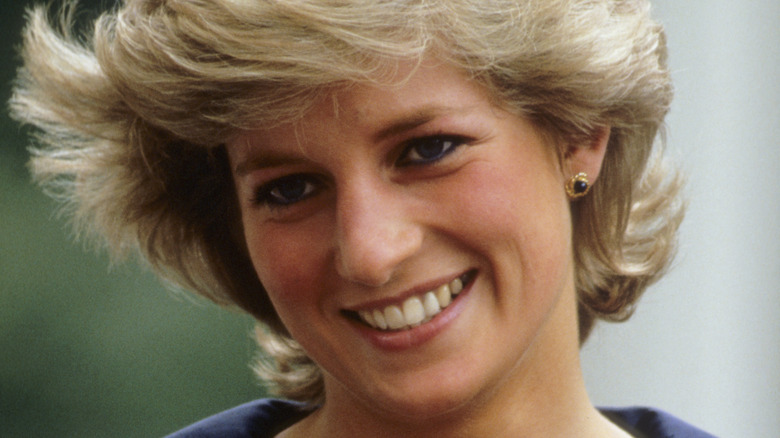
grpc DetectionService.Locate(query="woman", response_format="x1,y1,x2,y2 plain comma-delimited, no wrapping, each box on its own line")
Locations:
10,0,713,436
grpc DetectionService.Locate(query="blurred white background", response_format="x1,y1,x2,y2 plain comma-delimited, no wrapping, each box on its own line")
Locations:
582,1,780,436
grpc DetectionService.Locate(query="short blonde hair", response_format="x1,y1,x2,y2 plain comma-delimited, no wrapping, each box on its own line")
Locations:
11,0,683,405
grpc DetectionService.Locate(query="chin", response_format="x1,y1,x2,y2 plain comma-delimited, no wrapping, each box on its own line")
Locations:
353,367,496,423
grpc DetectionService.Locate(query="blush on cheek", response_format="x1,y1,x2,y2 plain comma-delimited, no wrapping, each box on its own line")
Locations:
446,158,571,271
245,222,330,308
453,161,550,223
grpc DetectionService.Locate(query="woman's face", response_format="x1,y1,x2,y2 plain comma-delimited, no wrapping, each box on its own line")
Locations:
228,61,586,420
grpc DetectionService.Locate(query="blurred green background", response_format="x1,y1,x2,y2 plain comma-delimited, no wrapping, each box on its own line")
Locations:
1,1,265,437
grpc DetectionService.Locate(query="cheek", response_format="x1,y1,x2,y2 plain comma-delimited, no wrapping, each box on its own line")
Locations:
442,158,570,249
242,218,330,314
434,157,573,307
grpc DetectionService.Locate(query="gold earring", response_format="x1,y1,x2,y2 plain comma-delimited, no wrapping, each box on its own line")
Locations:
565,172,590,199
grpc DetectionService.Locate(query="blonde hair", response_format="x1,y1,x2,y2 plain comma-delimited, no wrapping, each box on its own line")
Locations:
10,0,683,405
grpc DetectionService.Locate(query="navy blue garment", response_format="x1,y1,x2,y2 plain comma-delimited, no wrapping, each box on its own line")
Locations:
166,399,311,438
601,406,717,438
166,398,717,437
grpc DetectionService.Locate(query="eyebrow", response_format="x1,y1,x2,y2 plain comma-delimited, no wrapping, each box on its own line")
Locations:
234,105,472,176
371,107,454,143
234,153,307,177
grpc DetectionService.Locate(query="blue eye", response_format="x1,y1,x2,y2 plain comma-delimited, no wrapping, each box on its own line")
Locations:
253,174,319,207
397,135,467,166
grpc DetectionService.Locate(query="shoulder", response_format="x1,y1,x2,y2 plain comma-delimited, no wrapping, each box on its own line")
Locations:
165,399,312,438
600,406,717,438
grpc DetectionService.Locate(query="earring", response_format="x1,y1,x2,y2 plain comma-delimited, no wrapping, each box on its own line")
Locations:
565,172,590,199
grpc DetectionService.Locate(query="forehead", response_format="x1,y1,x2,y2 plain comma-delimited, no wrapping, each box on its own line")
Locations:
231,60,497,154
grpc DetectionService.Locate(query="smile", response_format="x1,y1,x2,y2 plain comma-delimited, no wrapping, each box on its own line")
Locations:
355,271,475,331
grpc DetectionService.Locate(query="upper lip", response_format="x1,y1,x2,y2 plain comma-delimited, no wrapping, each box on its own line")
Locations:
342,269,475,312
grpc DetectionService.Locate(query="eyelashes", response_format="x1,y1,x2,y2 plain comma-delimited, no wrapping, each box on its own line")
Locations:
250,134,471,209
252,173,322,208
395,135,468,167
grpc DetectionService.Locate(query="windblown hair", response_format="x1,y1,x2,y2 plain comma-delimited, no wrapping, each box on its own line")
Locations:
10,0,683,405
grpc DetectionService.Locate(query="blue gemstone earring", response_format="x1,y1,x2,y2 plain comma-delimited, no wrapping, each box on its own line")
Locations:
565,172,590,199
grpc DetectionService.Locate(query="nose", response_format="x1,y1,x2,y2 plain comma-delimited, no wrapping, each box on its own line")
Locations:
334,179,423,287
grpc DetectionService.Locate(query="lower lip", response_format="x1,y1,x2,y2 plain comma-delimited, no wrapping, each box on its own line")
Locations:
349,275,476,351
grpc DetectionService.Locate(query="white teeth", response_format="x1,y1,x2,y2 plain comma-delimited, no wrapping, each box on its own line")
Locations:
402,296,425,326
372,309,388,330
359,310,376,327
422,292,441,317
384,305,405,330
451,277,463,295
356,275,469,331
435,284,451,308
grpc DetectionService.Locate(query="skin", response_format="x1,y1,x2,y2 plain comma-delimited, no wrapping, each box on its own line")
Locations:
227,60,626,437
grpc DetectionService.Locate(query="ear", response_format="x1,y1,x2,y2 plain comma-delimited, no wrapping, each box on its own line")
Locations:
562,126,610,187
